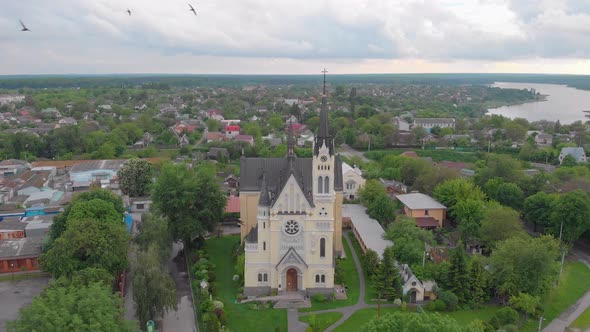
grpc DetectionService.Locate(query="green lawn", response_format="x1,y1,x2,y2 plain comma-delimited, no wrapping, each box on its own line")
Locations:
300,235,360,312
521,261,590,331
299,312,343,331
333,306,501,332
333,307,400,332
542,262,590,325
206,236,288,332
571,306,590,330
346,232,377,304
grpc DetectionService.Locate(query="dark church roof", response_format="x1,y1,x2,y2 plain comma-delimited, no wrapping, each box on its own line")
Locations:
240,156,343,207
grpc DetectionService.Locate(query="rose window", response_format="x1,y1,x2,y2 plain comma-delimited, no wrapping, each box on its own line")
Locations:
284,220,300,235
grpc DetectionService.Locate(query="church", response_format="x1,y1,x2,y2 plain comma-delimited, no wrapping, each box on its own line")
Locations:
239,73,343,296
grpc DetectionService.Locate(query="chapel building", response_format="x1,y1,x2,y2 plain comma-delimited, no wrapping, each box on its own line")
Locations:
240,73,343,296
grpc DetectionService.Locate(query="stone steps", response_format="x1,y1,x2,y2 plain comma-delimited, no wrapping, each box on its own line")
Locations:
274,299,311,309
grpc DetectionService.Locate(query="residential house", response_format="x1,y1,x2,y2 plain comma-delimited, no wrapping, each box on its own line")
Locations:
412,118,455,131
221,119,241,126
98,104,112,111
0,219,26,240
535,133,553,145
234,134,254,145
0,159,30,176
396,192,447,228
559,147,587,164
40,107,62,119
69,159,125,184
286,115,299,124
206,109,224,121
225,125,241,139
342,162,365,200
57,117,78,127
225,194,240,214
206,131,226,143
208,147,230,161
284,99,299,106
224,174,240,189
128,197,152,213
379,178,408,196
393,116,411,131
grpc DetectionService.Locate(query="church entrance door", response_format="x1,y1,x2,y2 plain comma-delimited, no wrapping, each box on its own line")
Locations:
286,268,297,292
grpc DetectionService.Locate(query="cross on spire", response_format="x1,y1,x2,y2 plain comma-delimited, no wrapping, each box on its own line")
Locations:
322,68,328,95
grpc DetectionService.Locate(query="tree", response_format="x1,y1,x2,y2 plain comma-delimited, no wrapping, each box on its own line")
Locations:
479,205,526,248
118,158,154,197
41,218,129,278
447,246,469,303
372,246,402,301
549,190,590,244
49,189,124,241
132,244,177,326
51,267,114,289
367,194,396,225
7,283,137,332
509,292,541,321
363,249,380,276
475,154,522,186
358,179,387,206
134,214,173,263
467,255,488,306
386,217,434,266
67,199,121,225
523,192,558,231
434,178,486,210
489,235,559,297
361,312,480,332
451,199,485,243
152,163,226,244
484,179,525,210
561,154,578,167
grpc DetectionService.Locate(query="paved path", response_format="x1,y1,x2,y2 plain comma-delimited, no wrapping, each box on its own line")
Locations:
290,232,377,332
124,213,142,322
338,144,370,163
543,254,590,332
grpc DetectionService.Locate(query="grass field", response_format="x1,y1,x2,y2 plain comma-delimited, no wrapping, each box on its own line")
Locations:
365,148,480,163
299,312,343,331
206,236,288,332
521,261,590,331
333,306,501,332
571,306,590,330
300,236,360,312
346,232,377,304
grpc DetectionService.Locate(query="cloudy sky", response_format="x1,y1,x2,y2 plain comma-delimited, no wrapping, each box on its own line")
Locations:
2,0,590,75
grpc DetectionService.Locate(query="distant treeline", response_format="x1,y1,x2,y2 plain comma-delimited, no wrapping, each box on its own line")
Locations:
2,73,590,90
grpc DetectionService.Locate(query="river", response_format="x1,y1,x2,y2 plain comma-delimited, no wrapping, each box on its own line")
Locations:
487,82,590,124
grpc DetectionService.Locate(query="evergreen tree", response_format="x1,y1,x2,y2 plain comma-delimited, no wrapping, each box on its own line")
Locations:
448,246,469,303
467,255,487,306
372,246,402,301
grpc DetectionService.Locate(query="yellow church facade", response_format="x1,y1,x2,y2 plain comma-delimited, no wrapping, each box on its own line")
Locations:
239,76,343,296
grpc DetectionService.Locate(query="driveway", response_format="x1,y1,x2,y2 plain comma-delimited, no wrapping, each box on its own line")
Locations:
0,276,51,332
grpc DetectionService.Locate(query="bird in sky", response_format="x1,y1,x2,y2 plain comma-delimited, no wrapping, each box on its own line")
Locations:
126,9,131,16
188,3,197,16
19,19,30,31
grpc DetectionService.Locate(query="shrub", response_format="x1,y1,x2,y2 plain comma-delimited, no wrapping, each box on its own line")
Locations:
334,259,344,284
434,299,447,311
232,274,240,281
428,300,437,311
393,299,402,306
499,325,519,332
401,301,407,311
213,307,227,325
490,307,519,329
236,294,245,302
438,290,459,311
213,300,224,309
313,294,326,303
200,299,215,315
208,269,217,283
364,249,380,276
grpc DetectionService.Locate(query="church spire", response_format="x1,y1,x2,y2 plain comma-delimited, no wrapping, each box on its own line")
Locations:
314,68,334,156
287,120,296,158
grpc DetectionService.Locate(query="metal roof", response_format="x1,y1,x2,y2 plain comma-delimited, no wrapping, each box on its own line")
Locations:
342,204,393,258
396,193,446,210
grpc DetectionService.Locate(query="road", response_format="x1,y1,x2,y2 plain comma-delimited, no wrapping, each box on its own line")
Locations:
338,144,370,163
162,242,198,332
0,276,51,332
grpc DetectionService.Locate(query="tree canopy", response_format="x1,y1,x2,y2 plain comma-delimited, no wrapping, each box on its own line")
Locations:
7,283,137,332
479,205,526,248
549,190,590,244
118,158,154,197
152,162,226,243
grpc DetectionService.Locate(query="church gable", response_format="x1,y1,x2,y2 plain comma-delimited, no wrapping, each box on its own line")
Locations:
272,174,311,213
276,247,308,269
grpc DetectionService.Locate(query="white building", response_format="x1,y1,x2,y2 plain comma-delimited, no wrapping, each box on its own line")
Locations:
342,162,365,200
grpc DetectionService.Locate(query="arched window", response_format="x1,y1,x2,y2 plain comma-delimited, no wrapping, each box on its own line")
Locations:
258,273,262,282
315,275,320,283
318,176,323,193
324,177,329,193
263,241,266,251
321,275,325,283
263,273,268,282
320,238,326,258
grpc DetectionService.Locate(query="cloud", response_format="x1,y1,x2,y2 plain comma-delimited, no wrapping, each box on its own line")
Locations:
0,0,590,74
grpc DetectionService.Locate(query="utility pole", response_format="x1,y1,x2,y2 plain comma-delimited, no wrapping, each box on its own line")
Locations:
378,292,381,319
422,250,427,268
559,249,566,277
559,220,564,243
537,316,544,332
